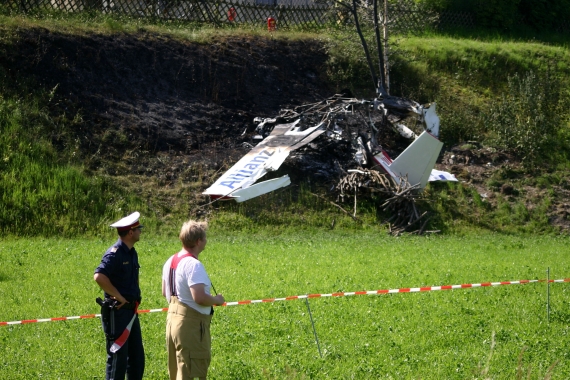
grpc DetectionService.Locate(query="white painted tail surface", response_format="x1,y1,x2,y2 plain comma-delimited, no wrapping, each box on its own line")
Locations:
373,131,443,189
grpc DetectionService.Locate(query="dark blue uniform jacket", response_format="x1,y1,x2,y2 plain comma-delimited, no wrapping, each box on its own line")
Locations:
94,238,141,302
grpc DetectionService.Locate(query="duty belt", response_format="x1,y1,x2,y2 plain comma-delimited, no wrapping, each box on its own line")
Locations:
96,297,141,310
117,301,138,310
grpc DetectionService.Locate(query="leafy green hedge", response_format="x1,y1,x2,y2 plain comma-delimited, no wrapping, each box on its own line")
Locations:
418,0,570,32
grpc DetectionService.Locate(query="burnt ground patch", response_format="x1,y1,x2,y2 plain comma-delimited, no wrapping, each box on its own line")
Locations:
1,28,333,175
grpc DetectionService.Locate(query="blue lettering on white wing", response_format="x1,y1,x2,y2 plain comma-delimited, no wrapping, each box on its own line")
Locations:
259,149,274,156
226,173,250,180
219,149,276,189
220,181,241,189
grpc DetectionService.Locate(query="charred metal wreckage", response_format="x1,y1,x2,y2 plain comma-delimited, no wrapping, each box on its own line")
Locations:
203,0,456,234
204,94,455,200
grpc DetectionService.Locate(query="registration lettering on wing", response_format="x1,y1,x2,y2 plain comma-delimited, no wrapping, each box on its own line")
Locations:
203,148,276,195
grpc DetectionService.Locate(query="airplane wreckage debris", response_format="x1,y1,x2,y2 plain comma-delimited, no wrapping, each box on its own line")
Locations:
202,0,456,235
203,94,456,235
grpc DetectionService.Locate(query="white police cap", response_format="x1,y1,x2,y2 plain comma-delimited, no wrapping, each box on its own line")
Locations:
110,212,143,231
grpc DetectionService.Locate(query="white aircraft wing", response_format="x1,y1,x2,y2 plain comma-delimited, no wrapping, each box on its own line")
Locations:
231,175,291,202
203,120,325,201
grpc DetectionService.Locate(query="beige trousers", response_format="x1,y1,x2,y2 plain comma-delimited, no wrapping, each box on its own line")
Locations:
166,296,212,380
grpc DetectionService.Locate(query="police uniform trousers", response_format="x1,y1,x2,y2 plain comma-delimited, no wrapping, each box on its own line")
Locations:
102,307,145,380
166,296,212,380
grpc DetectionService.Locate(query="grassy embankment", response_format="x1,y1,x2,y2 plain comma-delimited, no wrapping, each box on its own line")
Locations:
1,233,570,379
0,9,569,236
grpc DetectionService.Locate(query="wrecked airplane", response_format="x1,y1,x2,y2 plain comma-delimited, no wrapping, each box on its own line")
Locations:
203,0,456,203
203,94,456,202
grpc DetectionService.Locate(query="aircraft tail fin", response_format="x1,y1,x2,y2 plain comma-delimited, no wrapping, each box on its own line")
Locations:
373,131,443,188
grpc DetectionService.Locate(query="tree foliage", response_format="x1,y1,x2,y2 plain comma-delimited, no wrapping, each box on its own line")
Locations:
417,0,570,32
473,0,521,30
518,0,570,31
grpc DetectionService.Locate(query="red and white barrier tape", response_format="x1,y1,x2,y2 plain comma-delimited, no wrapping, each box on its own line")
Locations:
2,278,569,326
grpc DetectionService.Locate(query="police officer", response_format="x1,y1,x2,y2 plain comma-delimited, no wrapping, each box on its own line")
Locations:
94,212,145,380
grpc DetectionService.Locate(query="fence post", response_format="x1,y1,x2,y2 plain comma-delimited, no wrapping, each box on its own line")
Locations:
547,267,550,323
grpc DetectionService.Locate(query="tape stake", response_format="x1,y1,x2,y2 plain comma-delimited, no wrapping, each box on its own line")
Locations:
547,268,550,323
305,297,322,358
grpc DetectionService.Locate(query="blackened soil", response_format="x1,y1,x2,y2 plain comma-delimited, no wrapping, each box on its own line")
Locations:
2,28,334,180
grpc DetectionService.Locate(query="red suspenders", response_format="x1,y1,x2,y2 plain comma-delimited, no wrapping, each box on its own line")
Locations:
168,252,196,296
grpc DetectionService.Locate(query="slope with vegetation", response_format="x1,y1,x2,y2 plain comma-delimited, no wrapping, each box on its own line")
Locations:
0,9,569,236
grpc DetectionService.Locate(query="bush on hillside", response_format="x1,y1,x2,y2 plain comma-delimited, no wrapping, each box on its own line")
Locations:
518,0,570,31
482,70,570,167
473,0,521,31
419,0,570,32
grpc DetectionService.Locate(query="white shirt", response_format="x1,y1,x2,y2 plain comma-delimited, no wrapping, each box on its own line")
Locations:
162,251,212,315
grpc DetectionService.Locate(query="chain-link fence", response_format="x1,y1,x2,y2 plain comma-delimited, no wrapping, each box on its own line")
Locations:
437,10,475,29
4,0,334,27
4,0,569,32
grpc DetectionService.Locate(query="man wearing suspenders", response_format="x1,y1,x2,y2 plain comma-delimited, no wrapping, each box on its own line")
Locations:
162,220,225,380
94,212,145,380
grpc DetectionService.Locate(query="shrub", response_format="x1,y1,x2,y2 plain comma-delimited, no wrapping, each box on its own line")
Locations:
473,0,521,31
482,70,569,167
518,0,570,32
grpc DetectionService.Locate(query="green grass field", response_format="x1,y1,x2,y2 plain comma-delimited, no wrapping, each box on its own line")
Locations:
1,231,570,379
1,7,570,379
